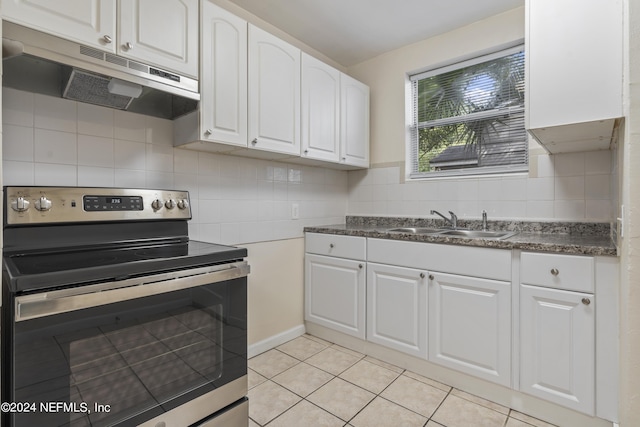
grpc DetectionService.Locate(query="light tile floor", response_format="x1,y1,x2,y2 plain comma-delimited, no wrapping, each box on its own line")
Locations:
248,334,558,427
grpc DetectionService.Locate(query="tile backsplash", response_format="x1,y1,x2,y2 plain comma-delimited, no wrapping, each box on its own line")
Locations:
2,89,348,245
348,148,615,222
2,89,615,244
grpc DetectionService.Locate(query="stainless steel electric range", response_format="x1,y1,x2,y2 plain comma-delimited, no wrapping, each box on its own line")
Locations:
2,186,250,427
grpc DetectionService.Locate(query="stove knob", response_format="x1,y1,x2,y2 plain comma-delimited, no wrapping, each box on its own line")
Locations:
177,199,189,210
151,199,163,210
35,196,52,211
165,199,176,210
11,197,30,212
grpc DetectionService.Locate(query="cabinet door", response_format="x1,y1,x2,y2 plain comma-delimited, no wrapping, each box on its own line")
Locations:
248,25,301,155
1,0,116,52
340,74,369,168
118,0,198,78
301,53,340,162
526,0,622,151
305,254,365,339
367,263,427,358
520,285,595,415
429,272,511,386
199,1,247,147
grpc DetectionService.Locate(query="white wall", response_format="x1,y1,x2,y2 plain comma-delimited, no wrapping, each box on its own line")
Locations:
619,0,640,425
1,88,349,245
246,238,304,347
347,7,525,165
344,5,615,222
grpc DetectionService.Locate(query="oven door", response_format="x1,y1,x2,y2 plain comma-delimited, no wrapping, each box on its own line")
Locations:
3,262,249,427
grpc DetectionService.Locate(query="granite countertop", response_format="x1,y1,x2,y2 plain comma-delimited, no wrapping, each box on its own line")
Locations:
304,216,618,257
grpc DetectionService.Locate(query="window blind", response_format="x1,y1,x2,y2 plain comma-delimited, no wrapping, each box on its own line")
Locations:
409,46,527,178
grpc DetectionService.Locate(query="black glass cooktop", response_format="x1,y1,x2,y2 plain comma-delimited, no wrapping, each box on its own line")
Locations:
3,240,247,294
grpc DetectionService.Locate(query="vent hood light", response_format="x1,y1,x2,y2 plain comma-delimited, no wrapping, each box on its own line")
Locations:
108,78,143,98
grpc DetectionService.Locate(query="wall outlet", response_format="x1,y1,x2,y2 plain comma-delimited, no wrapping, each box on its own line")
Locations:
291,203,299,220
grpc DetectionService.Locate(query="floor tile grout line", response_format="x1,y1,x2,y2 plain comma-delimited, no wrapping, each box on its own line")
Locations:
426,385,453,425
251,335,557,427
366,369,437,420
342,367,442,426
251,351,446,425
448,388,511,417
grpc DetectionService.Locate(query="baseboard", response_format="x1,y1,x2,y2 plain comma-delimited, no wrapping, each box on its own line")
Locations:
248,324,306,358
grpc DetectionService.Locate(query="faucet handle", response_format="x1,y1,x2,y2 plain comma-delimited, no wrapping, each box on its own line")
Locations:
448,211,458,229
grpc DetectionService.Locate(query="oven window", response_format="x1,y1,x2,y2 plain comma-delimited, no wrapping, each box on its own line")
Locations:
10,279,247,427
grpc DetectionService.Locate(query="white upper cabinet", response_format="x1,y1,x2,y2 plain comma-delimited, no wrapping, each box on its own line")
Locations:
1,0,198,77
248,24,301,156
341,74,370,167
173,1,247,152
118,0,199,78
199,1,247,147
301,53,341,163
1,0,116,52
300,53,370,169
525,0,623,153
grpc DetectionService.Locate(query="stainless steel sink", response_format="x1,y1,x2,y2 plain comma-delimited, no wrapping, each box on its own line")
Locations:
438,229,518,240
386,227,443,235
385,227,518,240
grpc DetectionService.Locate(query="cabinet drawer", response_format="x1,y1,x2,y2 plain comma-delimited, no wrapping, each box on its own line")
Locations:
367,238,511,281
305,233,366,260
520,252,594,292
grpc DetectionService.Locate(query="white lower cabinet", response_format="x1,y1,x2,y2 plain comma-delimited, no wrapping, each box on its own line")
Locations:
520,284,595,415
366,263,427,358
305,254,365,339
429,272,511,386
304,234,617,422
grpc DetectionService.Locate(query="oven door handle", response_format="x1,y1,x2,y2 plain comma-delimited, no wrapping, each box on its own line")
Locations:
15,261,250,322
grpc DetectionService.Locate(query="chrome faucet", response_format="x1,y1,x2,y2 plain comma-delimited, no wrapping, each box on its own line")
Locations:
431,210,457,229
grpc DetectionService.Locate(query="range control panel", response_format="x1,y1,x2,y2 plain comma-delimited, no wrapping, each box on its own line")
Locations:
5,187,191,225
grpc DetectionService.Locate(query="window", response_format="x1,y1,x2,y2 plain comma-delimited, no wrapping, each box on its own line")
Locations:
409,46,527,178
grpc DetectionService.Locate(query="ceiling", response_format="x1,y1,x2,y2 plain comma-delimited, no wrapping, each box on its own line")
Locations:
227,0,524,67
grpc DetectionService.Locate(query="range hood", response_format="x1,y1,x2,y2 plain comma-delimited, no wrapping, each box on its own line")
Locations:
2,21,199,120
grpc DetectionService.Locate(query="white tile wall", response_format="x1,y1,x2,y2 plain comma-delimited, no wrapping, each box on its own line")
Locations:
4,89,615,235
348,148,616,221
2,89,349,245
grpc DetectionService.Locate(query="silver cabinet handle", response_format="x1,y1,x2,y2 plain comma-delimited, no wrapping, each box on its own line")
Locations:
252,138,258,145
204,129,213,136
429,274,434,280
359,264,363,269
582,298,591,306
550,268,559,276
419,273,425,279
125,42,133,50
329,243,334,248
103,35,113,44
